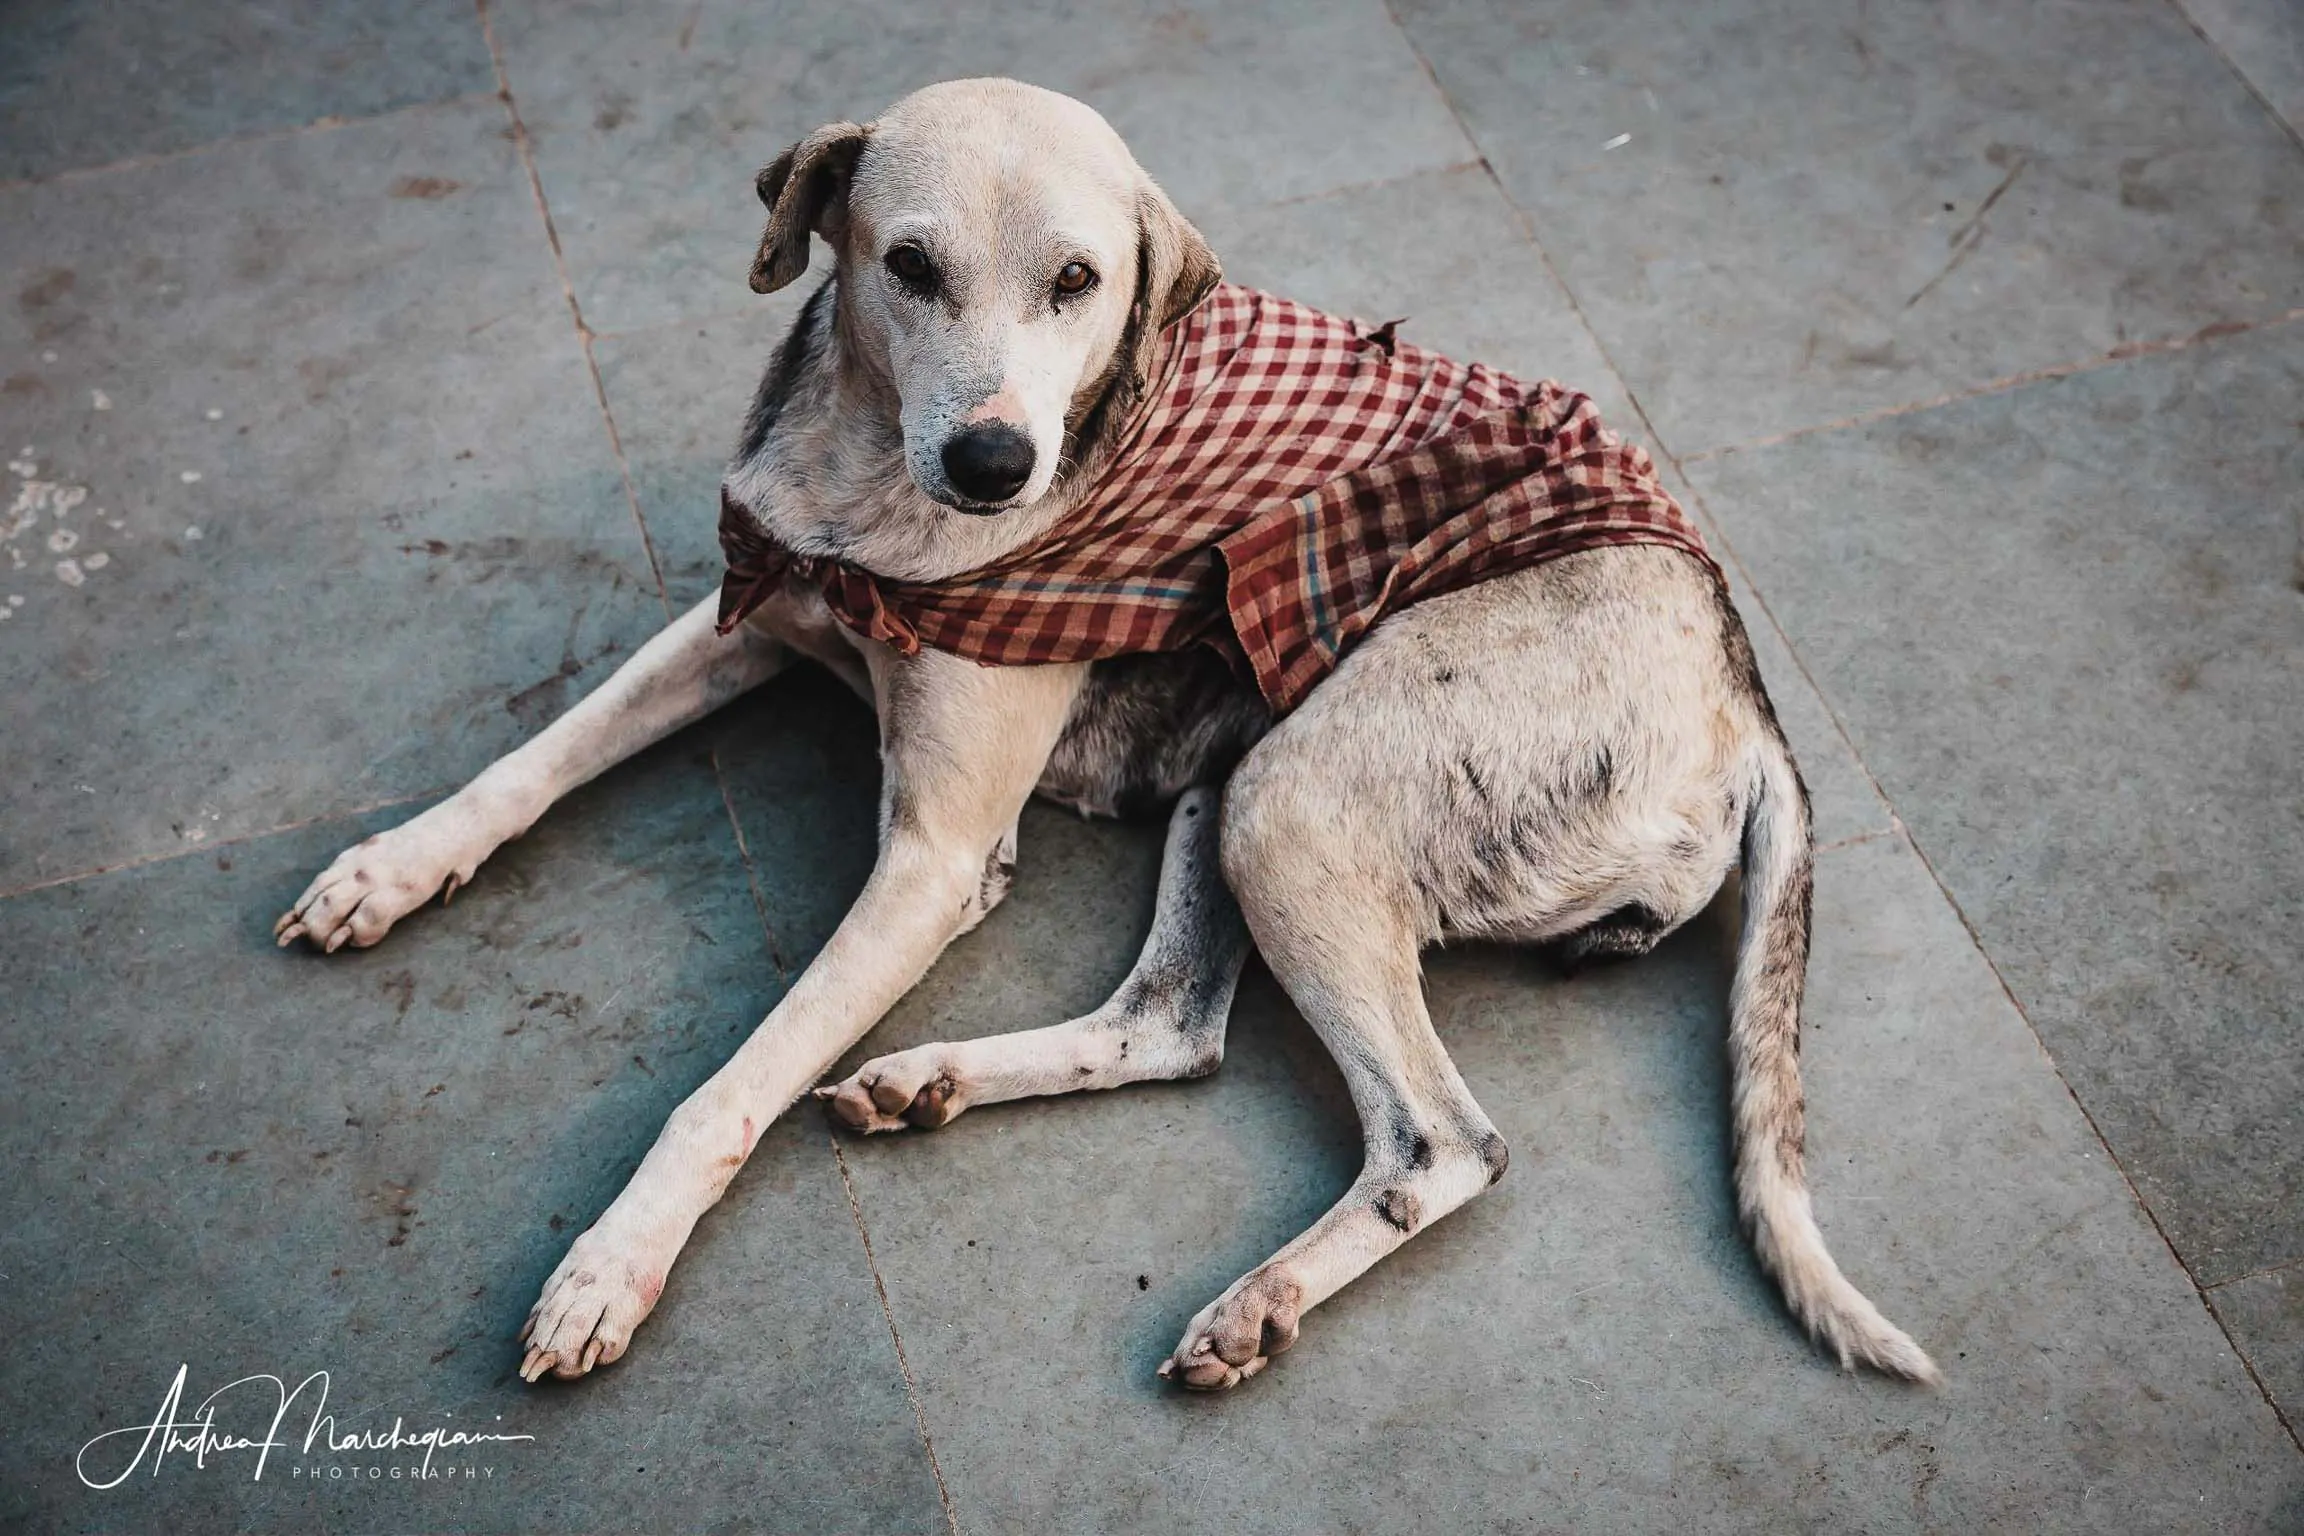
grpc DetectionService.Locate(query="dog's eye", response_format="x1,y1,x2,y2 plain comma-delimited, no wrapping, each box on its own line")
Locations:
1053,261,1097,298
884,244,937,294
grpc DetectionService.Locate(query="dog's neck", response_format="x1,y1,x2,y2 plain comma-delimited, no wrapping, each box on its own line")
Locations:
721,274,1171,587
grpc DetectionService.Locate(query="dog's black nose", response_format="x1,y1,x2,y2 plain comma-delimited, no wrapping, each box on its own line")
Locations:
941,424,1035,506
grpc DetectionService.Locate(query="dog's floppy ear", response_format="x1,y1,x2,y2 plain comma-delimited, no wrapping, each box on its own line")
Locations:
1137,180,1221,334
1112,180,1219,392
750,121,871,295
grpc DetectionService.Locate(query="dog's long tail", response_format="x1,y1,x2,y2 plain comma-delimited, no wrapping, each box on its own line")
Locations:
1730,728,1939,1383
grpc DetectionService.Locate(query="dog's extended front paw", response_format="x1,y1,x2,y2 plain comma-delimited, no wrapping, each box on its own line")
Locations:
274,802,496,952
518,1223,673,1383
814,1047,965,1133
1157,1266,1304,1391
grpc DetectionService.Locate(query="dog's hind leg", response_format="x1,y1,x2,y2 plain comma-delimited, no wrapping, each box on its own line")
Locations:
817,785,1250,1131
277,594,788,951
1157,750,1507,1391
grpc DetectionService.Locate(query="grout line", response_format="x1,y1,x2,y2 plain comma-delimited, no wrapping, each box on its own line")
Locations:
2202,1255,2304,1293
1383,0,2303,1459
474,0,669,609
2205,1288,2302,1449
0,91,503,194
2166,0,2304,159
710,745,791,979
1254,157,1486,211
0,786,449,902
1683,309,2304,462
832,1135,962,1536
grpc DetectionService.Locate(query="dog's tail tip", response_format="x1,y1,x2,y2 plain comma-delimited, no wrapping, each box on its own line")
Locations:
1749,1176,1942,1386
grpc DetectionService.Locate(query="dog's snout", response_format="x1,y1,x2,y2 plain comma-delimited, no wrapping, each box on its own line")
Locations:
941,424,1036,506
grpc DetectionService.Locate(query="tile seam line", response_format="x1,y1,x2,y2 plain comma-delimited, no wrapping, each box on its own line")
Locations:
1682,309,2304,463
832,1135,961,1536
0,785,449,901
1383,0,2301,1457
2166,0,2304,158
710,744,792,980
2202,1255,2304,1293
473,0,669,610
0,89,503,194
476,0,800,1001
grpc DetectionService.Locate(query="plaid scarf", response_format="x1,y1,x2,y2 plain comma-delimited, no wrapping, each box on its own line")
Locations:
717,283,1715,715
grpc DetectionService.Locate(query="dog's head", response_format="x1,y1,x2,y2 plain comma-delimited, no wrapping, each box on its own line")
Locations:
749,79,1219,513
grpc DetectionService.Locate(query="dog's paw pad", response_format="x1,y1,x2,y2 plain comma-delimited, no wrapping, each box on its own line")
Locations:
1159,1267,1302,1391
818,1051,965,1133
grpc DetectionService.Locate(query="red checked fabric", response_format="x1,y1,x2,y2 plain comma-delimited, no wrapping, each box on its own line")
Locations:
718,283,1718,715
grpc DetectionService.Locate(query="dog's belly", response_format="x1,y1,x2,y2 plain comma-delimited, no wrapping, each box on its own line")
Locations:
1036,648,1270,819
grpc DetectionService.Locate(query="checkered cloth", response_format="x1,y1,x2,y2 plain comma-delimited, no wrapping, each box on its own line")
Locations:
718,283,1716,714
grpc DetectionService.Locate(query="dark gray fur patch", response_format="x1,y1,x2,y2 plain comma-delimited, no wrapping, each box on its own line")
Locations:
1479,1132,1510,1185
1551,902,1673,971
733,276,834,467
1037,648,1270,819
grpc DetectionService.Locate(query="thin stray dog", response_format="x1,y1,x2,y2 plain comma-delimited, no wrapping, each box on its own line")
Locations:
275,78,1936,1391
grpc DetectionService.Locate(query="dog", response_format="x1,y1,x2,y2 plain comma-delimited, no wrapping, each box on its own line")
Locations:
274,78,1936,1391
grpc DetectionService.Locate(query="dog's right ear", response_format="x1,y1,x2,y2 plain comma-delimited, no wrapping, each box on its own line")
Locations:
750,121,871,294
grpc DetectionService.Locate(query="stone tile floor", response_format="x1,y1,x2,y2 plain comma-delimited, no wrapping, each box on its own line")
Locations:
1,1,2297,1531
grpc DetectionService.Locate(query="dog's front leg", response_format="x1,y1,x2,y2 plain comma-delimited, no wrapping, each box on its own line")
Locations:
518,653,1084,1382
277,595,787,951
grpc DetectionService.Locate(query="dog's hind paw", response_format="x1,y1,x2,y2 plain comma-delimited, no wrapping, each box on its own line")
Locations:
1158,1265,1303,1391
815,1048,964,1133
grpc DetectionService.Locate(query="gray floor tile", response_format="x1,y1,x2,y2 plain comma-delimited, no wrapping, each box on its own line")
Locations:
0,100,662,888
0,0,494,182
2179,0,2304,141
0,748,941,1534
1395,0,2304,454
1684,321,2304,1283
805,827,2299,1533
2211,1265,2304,1435
487,0,1472,332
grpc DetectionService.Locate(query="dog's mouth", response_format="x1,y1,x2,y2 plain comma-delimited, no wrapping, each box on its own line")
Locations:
921,483,1025,517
